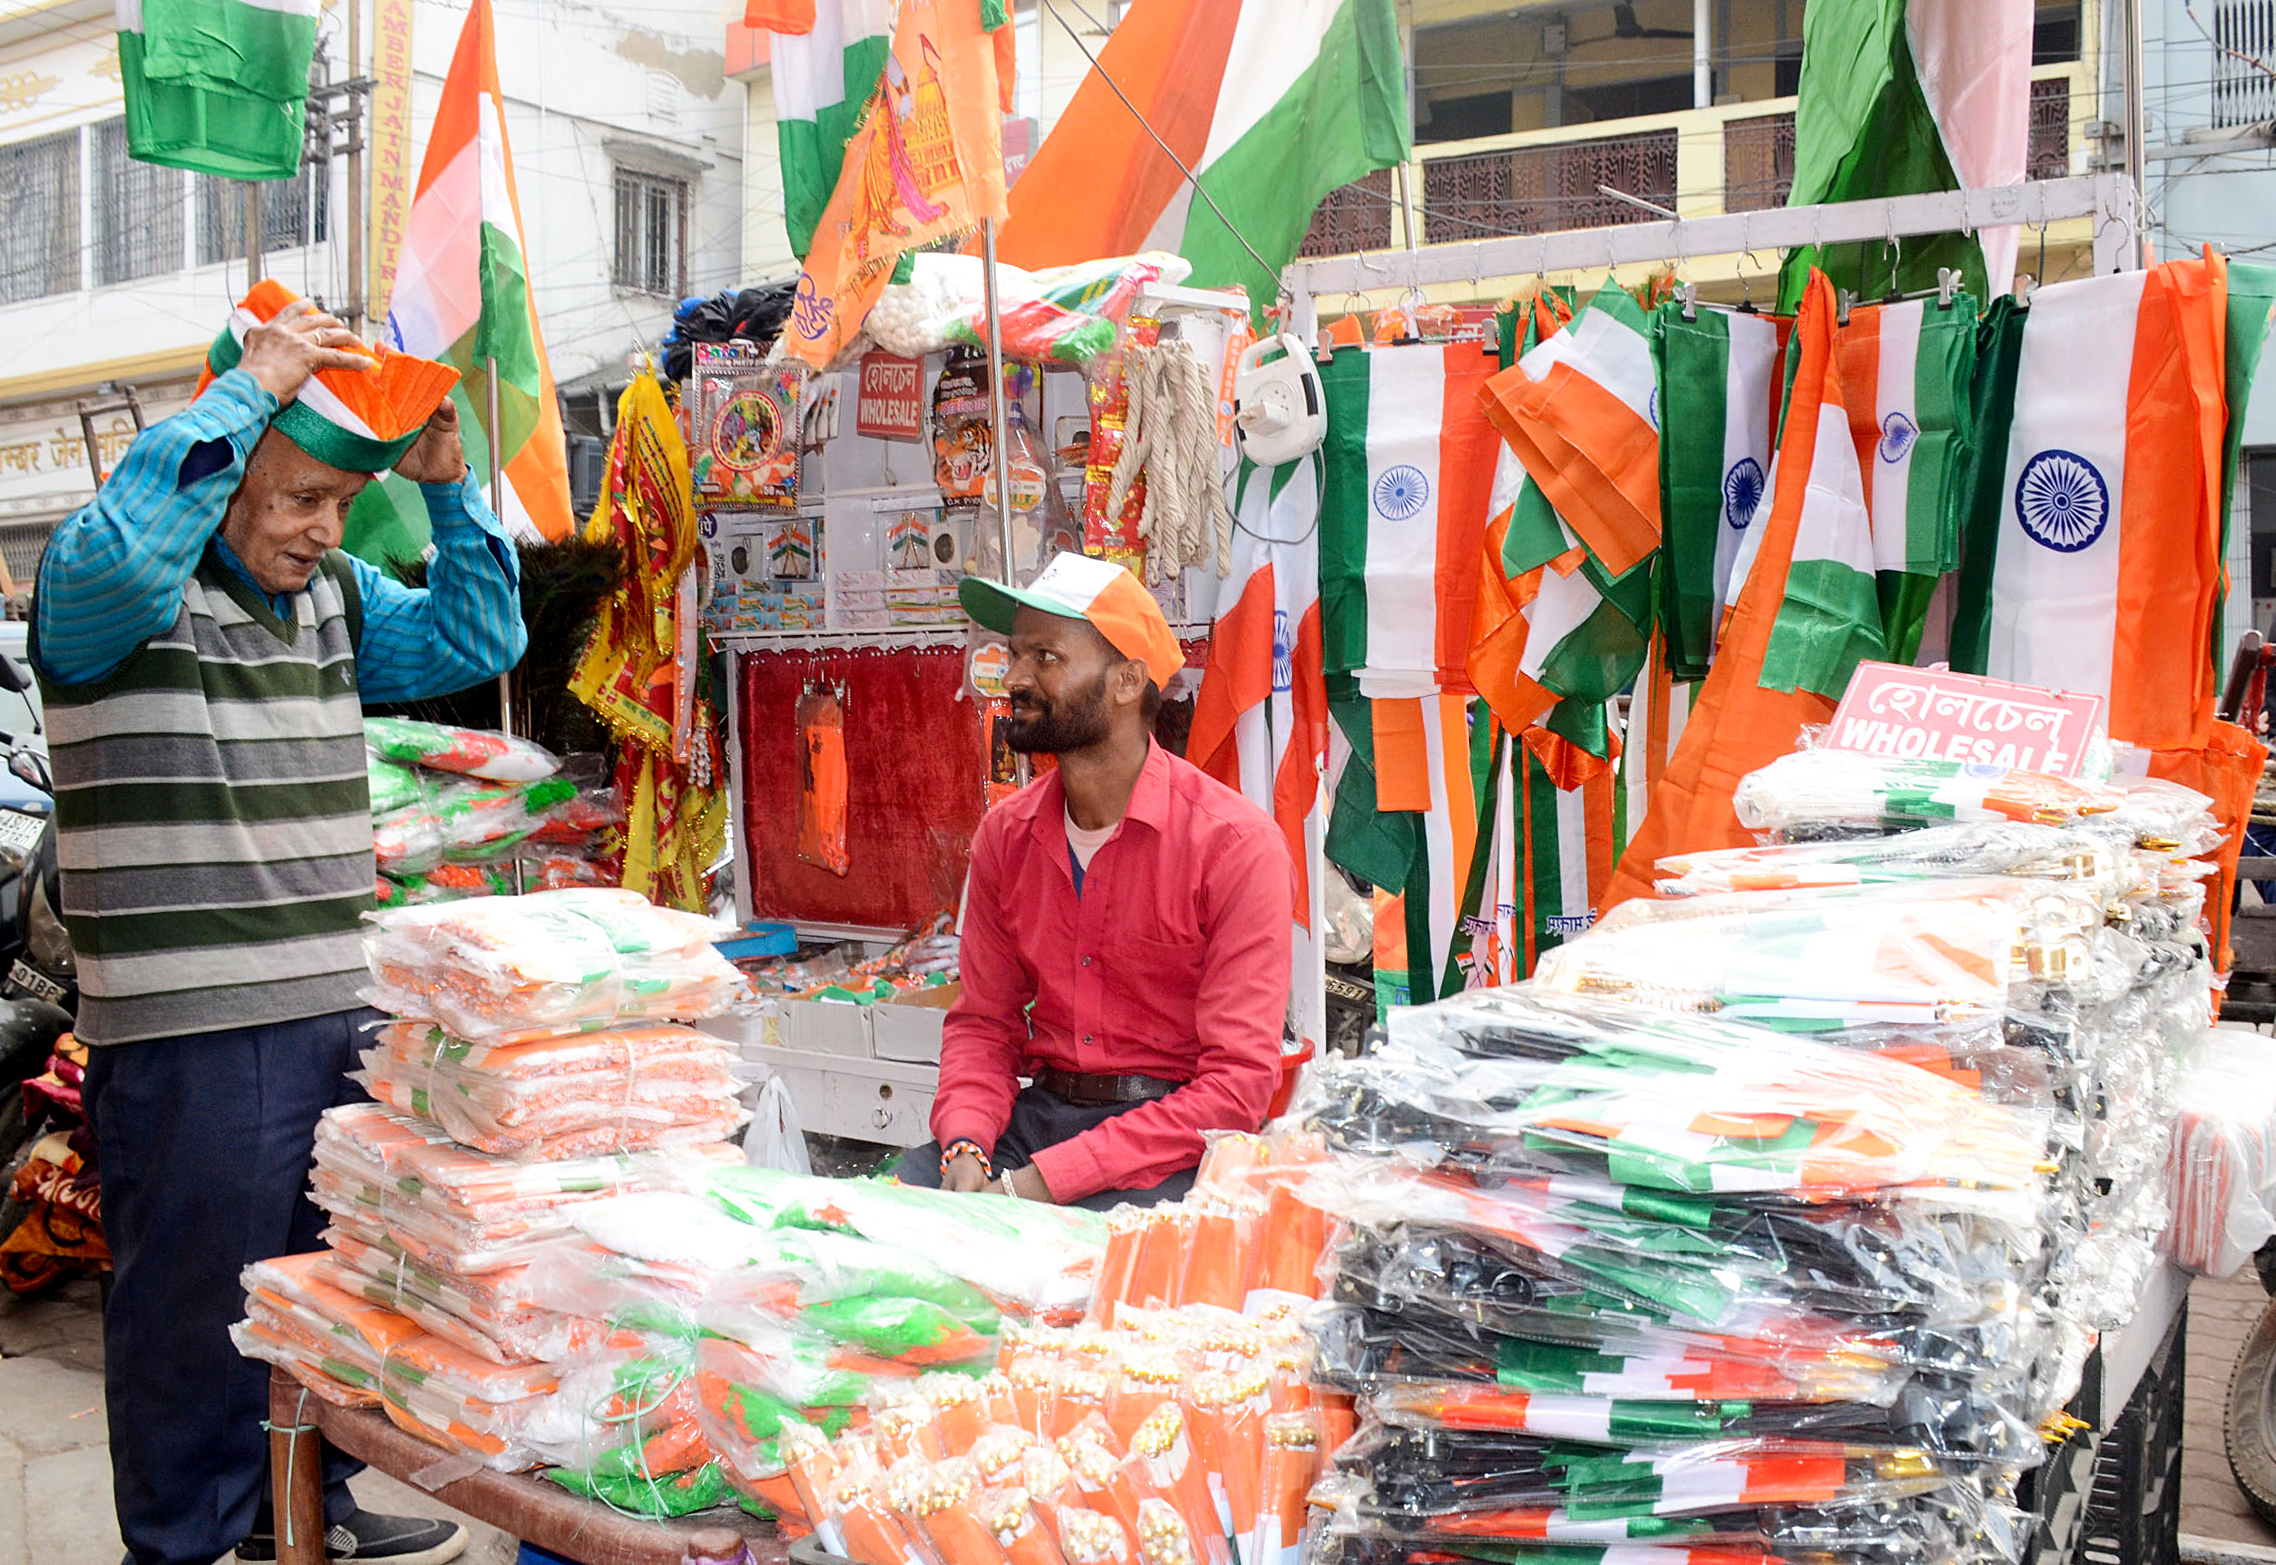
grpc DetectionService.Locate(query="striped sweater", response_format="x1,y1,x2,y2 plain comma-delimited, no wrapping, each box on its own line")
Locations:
36,547,374,1045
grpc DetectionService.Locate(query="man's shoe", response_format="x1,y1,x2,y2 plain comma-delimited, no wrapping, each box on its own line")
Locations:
236,1511,470,1564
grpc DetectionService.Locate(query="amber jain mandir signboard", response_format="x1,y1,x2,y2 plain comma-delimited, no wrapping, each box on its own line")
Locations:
1826,663,2104,777
854,351,925,441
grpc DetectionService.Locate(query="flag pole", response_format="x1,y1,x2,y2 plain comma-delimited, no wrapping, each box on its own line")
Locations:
979,216,1016,586
485,356,512,740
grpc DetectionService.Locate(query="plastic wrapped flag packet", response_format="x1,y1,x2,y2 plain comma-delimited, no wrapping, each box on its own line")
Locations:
362,889,744,1042
2164,1028,2276,1276
761,1175,1112,1326
366,716,562,784
698,1301,1341,1565
355,1021,747,1159
1085,1131,1333,1328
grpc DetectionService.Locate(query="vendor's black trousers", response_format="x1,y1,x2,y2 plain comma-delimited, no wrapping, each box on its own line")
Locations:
82,1009,374,1565
892,1086,1197,1212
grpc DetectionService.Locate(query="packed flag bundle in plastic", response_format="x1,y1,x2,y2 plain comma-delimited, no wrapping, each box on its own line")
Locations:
1283,739,2216,1565
1086,1134,1332,1328
366,719,626,907
718,1300,1342,1565
2164,1027,2276,1277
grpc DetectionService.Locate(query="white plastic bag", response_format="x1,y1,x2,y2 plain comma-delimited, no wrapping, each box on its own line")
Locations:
2166,1026,2276,1276
743,1071,813,1176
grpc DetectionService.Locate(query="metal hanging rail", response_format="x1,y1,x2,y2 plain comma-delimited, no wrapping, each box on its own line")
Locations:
1283,174,2143,340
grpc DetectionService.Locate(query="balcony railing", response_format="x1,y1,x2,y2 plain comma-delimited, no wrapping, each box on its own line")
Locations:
1296,64,2082,261
1420,129,1678,244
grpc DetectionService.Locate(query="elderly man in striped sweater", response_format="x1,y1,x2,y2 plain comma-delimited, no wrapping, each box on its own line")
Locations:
32,286,526,1565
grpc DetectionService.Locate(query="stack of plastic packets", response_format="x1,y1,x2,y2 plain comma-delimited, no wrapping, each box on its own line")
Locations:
1287,746,2218,1565
231,887,751,1501
724,1300,1341,1565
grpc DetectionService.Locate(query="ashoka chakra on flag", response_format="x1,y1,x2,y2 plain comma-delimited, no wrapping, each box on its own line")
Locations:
1723,457,1765,532
1373,464,1431,521
2015,448,2110,553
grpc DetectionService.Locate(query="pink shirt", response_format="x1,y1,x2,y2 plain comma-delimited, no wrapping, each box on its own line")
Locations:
932,742,1294,1202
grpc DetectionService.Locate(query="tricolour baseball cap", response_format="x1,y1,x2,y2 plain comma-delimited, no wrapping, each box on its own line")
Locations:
197,279,461,474
958,552,1185,690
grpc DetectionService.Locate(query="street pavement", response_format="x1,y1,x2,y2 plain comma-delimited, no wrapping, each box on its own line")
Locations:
5,1264,2276,1562
0,1279,512,1565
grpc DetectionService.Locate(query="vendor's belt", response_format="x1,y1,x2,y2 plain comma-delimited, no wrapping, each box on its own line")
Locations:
1034,1067,1182,1106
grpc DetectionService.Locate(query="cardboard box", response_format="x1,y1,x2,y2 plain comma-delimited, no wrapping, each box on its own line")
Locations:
782,997,873,1058
873,982,957,1063
745,1043,939,1147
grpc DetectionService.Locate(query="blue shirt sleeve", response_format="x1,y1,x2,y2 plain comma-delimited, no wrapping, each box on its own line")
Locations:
349,474,528,704
33,369,279,686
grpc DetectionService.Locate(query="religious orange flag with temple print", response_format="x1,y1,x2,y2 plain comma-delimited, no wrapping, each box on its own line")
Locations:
778,0,1009,370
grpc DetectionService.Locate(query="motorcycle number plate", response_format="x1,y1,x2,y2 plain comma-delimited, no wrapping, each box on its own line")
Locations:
0,812,42,856
7,960,62,1006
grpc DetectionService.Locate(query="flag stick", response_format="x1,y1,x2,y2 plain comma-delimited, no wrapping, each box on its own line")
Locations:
485,355,512,740
979,217,1017,585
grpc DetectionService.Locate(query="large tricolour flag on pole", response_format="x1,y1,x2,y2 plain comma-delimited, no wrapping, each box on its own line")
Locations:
381,0,574,543
1777,0,2032,310
994,0,1408,306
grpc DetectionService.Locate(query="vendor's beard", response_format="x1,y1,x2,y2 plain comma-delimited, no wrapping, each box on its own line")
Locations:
1002,673,1111,754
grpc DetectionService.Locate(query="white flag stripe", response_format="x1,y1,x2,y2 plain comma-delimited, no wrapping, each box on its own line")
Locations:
1713,312,1779,615
1555,779,1590,924
1520,305,1656,423
1360,347,1449,689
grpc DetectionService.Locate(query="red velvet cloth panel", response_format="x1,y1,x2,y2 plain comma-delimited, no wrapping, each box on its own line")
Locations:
738,645,984,929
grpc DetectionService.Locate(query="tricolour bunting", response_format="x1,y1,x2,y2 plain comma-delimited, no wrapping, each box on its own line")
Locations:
995,0,1407,309
1950,254,2231,751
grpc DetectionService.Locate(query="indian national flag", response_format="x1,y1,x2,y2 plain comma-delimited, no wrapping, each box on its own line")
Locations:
1603,272,1875,911
1951,256,2231,751
1778,0,2033,309
1618,634,1695,860
1836,295,1976,661
1468,448,1650,778
754,1,894,261
994,0,1408,306
1654,306,1782,681
378,0,574,543
1317,342,1502,699
1520,744,1618,973
1483,285,1662,578
114,0,317,181
1189,456,1329,1048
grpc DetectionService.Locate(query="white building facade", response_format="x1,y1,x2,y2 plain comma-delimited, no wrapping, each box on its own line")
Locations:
0,0,743,580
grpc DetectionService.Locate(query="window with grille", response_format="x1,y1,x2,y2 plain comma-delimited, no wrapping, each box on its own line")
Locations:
194,165,328,267
613,169,686,297
2214,0,2276,127
0,130,81,305
93,119,185,286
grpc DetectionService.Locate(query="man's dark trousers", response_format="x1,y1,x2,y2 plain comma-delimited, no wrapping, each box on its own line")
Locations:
893,1086,1198,1212
82,1009,375,1565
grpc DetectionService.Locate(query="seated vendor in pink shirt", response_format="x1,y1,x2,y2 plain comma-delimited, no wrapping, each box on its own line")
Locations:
897,553,1294,1212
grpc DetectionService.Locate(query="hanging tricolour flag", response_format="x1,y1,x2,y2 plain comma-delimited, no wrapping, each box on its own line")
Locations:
996,0,1406,309
779,0,1011,370
1950,255,2231,751
1519,745,1618,971
1777,0,2033,309
1603,271,1880,910
115,0,317,180
1835,295,1975,661
1617,634,1694,859
1316,341,1501,701
1189,455,1329,1046
368,0,575,548
1482,284,1663,579
1654,306,1782,681
753,0,895,262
